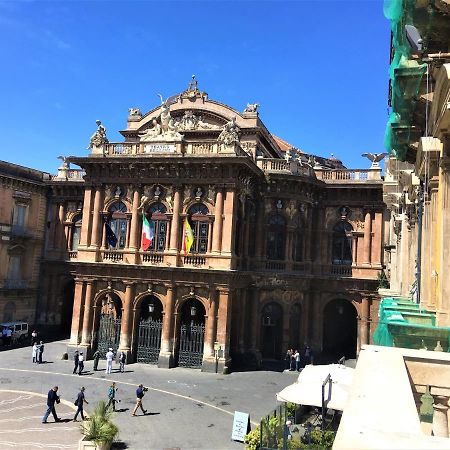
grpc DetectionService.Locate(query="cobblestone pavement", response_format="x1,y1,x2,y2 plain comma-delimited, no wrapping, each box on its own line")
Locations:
0,340,298,449
0,390,80,449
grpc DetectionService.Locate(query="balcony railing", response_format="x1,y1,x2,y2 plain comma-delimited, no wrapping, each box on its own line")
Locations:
329,265,353,277
315,169,373,182
3,279,27,289
183,255,206,267
265,260,286,271
256,158,313,177
102,251,124,262
142,252,164,264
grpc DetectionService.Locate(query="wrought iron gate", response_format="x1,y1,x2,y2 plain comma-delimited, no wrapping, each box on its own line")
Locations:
96,315,121,357
178,323,205,368
136,319,162,364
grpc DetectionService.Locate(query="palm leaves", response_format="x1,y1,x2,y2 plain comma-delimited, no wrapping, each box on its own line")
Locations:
82,400,119,445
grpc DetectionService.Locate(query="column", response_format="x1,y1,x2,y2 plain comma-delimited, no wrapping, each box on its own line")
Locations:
169,188,181,251
205,288,218,357
432,396,449,437
69,279,84,346
372,211,383,266
90,187,103,248
216,288,232,371
211,189,224,253
352,235,358,266
129,188,140,250
118,283,134,354
221,190,236,256
254,202,265,260
359,297,370,351
57,203,65,250
79,187,92,248
159,285,176,368
81,281,94,346
305,208,312,262
363,209,372,265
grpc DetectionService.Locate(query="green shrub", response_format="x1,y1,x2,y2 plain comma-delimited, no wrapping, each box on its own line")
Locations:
244,425,260,450
82,400,119,445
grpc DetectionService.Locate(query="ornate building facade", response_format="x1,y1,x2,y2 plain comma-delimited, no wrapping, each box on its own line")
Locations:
35,80,385,372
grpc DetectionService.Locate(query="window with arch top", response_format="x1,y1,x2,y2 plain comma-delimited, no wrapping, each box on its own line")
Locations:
109,201,128,249
187,203,209,253
266,214,286,260
70,214,82,251
144,202,168,251
332,221,353,265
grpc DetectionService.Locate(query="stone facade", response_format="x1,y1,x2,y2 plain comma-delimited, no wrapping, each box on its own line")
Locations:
0,161,50,324
35,80,385,372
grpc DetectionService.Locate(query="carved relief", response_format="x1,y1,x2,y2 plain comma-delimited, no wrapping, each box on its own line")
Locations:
174,110,220,131
241,141,257,156
217,117,240,148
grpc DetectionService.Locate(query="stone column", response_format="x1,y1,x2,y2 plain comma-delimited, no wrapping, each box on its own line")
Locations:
363,209,372,265
159,285,175,368
129,189,140,250
372,211,383,266
428,181,439,310
211,189,224,253
90,187,104,248
205,288,218,357
254,202,265,260
358,297,370,352
118,283,134,360
169,188,181,251
221,190,236,256
57,203,65,250
352,235,358,266
80,281,94,349
216,288,232,373
69,279,84,347
432,396,449,437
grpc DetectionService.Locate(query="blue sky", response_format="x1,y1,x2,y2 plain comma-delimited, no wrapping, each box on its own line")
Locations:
0,0,390,173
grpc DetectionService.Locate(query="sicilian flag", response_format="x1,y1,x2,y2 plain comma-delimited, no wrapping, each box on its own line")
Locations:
104,219,118,248
183,218,194,255
141,215,154,251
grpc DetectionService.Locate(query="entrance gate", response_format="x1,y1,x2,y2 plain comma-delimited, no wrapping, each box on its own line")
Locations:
96,315,121,357
137,319,162,364
178,323,205,368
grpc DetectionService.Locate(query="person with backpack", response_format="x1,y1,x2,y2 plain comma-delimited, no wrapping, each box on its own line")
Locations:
73,387,88,421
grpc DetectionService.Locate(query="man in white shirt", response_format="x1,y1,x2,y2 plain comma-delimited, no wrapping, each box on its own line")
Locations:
105,348,114,374
78,351,84,375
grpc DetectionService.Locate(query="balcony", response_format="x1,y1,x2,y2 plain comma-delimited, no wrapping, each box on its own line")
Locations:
10,224,32,238
315,169,371,182
141,252,164,265
256,158,313,177
183,255,207,267
328,265,353,277
101,250,124,262
3,279,27,289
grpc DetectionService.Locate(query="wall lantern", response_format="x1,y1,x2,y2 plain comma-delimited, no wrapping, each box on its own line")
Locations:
190,306,197,317
338,305,344,315
148,303,155,313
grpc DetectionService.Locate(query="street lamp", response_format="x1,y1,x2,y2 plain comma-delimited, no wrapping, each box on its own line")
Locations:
190,306,197,317
148,303,155,313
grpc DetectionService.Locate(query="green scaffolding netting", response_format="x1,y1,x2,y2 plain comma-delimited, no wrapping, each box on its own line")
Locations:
373,297,450,351
383,0,427,161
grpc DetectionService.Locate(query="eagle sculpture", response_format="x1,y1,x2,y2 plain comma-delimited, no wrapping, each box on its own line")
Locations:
361,152,388,163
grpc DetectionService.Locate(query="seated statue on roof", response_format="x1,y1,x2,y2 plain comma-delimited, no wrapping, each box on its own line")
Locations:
87,120,109,150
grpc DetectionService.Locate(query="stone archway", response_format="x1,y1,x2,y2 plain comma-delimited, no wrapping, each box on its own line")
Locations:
323,298,357,360
176,298,206,368
136,295,163,364
260,302,283,359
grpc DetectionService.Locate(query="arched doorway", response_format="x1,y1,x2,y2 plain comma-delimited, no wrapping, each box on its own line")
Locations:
323,299,357,359
136,295,163,364
94,292,122,357
260,302,283,359
60,279,75,336
176,298,206,368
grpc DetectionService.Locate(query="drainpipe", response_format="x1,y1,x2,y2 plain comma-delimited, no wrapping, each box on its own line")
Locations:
415,184,424,305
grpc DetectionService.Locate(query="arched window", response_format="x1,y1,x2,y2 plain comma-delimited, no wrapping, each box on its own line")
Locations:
145,202,168,251
266,214,286,260
109,202,128,249
187,203,209,254
71,214,82,251
332,221,353,265
293,223,303,262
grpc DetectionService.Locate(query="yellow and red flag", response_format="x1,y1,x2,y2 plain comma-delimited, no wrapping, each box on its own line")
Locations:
183,218,194,255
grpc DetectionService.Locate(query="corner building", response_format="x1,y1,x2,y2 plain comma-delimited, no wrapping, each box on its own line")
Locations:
43,81,385,372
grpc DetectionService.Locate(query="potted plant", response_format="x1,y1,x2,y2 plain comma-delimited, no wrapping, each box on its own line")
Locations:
81,401,118,450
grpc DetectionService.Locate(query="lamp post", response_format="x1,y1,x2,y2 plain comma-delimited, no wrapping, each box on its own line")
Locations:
148,302,154,322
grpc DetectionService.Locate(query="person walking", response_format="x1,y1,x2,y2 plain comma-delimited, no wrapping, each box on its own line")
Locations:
294,349,301,372
118,351,126,373
31,330,38,346
92,349,101,371
285,349,292,370
78,352,84,375
73,387,88,421
131,384,147,416
38,341,44,364
32,342,38,363
105,348,114,374
107,382,118,411
42,386,61,423
73,350,79,374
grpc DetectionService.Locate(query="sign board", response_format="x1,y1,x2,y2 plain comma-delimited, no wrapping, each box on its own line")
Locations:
231,410,250,442
144,143,176,154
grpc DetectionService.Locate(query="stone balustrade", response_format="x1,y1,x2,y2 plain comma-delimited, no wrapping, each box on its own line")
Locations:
315,168,382,182
256,158,313,177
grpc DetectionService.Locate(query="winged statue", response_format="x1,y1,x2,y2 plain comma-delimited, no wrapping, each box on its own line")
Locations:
57,155,70,168
361,152,388,167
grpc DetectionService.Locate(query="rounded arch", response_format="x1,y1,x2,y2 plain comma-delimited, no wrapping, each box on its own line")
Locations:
94,289,124,318
137,294,163,321
186,202,210,216
260,301,283,359
134,290,164,311
104,198,132,213
146,202,168,216
323,298,357,360
176,295,208,323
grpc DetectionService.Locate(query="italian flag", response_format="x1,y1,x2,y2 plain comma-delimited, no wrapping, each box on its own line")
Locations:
183,218,194,255
141,215,154,251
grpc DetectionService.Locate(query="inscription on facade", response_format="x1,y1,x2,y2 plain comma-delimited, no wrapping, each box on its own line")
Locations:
144,143,176,153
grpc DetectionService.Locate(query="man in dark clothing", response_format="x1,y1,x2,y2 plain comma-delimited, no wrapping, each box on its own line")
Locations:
42,386,61,423
73,387,88,421
131,384,147,416
92,350,101,371
73,351,79,374
38,341,44,364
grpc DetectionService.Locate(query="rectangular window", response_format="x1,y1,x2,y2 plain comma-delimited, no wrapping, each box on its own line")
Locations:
8,255,21,280
13,204,27,227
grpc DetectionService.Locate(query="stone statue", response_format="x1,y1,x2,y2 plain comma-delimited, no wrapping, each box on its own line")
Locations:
140,119,162,141
361,152,388,168
138,194,149,211
57,155,70,169
157,94,180,135
217,117,240,147
128,107,142,117
174,110,219,131
244,103,259,113
88,120,109,150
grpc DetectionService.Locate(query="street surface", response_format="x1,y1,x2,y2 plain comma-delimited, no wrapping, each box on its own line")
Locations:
0,340,297,449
